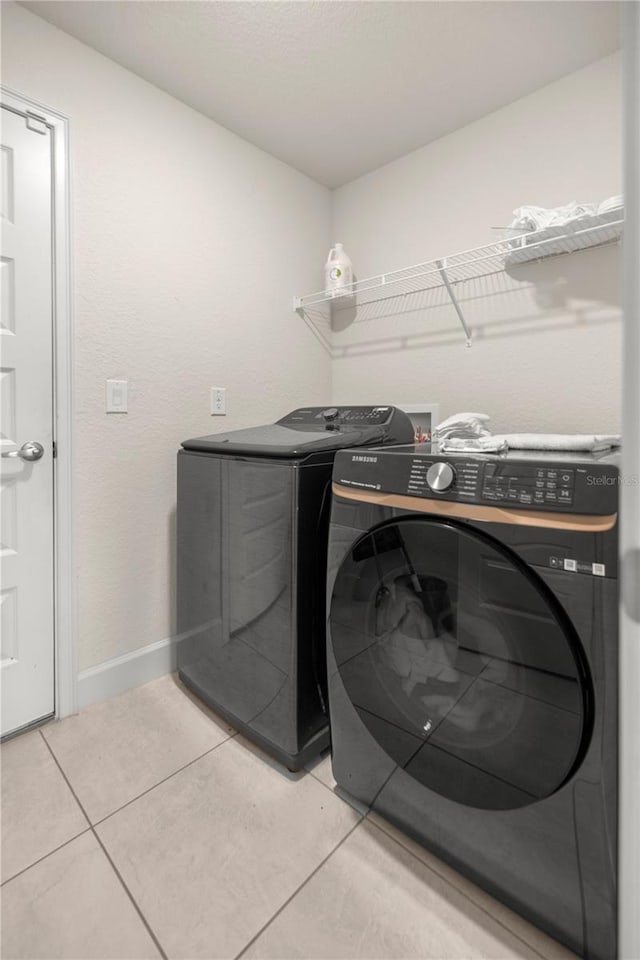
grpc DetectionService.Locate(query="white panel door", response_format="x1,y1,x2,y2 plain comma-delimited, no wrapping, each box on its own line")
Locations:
1,106,54,736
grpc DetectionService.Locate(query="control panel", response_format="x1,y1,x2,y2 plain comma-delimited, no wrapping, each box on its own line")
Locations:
333,448,619,515
409,459,480,498
483,464,575,507
280,406,393,426
410,459,579,507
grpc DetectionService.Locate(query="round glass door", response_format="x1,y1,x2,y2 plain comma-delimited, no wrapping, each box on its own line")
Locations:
329,519,593,810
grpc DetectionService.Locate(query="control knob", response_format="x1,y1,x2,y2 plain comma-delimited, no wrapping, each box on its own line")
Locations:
426,461,455,492
322,407,341,431
321,407,340,422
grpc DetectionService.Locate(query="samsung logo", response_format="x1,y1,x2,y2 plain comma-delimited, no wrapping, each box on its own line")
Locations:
352,455,378,463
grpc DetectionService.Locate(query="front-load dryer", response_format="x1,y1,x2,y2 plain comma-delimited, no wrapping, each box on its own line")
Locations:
177,405,413,771
327,444,618,959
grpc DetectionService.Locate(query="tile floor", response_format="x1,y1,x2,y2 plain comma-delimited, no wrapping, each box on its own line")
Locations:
0,674,578,960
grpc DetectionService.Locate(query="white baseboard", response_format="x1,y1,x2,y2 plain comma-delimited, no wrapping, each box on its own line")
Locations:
76,633,180,710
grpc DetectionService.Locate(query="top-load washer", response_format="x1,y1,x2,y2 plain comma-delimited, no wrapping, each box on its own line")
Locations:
176,405,414,770
327,443,619,959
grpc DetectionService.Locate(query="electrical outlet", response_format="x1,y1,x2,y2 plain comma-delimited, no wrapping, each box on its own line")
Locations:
210,387,226,415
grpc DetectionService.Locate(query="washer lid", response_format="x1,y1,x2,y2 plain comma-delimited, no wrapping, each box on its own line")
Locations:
181,405,414,457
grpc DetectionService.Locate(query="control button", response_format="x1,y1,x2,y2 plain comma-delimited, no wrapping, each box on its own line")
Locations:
545,492,558,502
559,489,572,500
535,480,545,489
534,492,545,503
426,462,456,492
484,464,496,477
547,470,558,480
536,469,546,479
560,472,574,484
507,490,519,500
546,481,557,490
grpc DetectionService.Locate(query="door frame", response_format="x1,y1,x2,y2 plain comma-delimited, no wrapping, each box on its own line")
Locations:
1,86,77,721
621,6,640,958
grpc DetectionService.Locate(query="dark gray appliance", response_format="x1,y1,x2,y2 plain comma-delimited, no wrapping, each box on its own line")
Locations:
327,444,619,960
177,405,414,770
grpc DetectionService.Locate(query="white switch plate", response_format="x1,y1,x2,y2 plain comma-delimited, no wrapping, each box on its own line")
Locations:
106,379,128,413
210,387,226,415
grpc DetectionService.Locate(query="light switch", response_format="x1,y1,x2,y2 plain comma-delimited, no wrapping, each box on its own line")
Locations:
106,379,128,413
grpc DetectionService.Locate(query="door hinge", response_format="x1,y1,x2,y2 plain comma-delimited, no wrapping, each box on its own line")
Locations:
25,111,48,136
52,441,57,459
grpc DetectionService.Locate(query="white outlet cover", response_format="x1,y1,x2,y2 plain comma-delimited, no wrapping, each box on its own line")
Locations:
210,386,226,415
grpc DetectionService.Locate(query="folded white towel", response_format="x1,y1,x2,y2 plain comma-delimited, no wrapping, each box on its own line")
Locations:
492,434,621,453
433,412,491,442
439,437,508,454
597,195,623,215
509,205,556,233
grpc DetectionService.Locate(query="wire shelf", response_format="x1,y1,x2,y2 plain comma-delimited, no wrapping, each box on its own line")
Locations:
293,206,623,346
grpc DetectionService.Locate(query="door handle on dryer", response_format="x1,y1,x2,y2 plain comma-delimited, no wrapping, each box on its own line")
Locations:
2,441,45,461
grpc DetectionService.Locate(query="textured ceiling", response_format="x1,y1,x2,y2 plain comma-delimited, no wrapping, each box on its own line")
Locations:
21,1,621,187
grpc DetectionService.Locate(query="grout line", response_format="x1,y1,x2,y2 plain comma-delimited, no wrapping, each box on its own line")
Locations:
365,815,550,960
304,756,373,818
39,731,170,960
305,767,332,788
91,830,169,960
93,731,238,827
234,817,364,960
304,753,334,788
40,724,236,828
0,828,92,887
37,730,93,827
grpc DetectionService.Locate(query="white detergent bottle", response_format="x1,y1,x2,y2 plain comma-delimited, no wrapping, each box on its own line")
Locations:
325,243,353,295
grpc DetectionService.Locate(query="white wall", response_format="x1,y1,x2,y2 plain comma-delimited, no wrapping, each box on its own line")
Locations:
0,3,624,684
1,2,332,672
330,54,623,433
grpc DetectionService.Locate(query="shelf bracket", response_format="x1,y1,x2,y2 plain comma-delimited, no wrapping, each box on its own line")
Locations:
436,259,472,347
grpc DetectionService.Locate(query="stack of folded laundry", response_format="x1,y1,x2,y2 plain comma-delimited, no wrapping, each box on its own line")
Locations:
510,201,595,234
503,195,623,264
508,196,623,235
433,413,621,454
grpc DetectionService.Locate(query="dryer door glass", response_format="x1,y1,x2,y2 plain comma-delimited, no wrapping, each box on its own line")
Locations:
329,518,592,811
